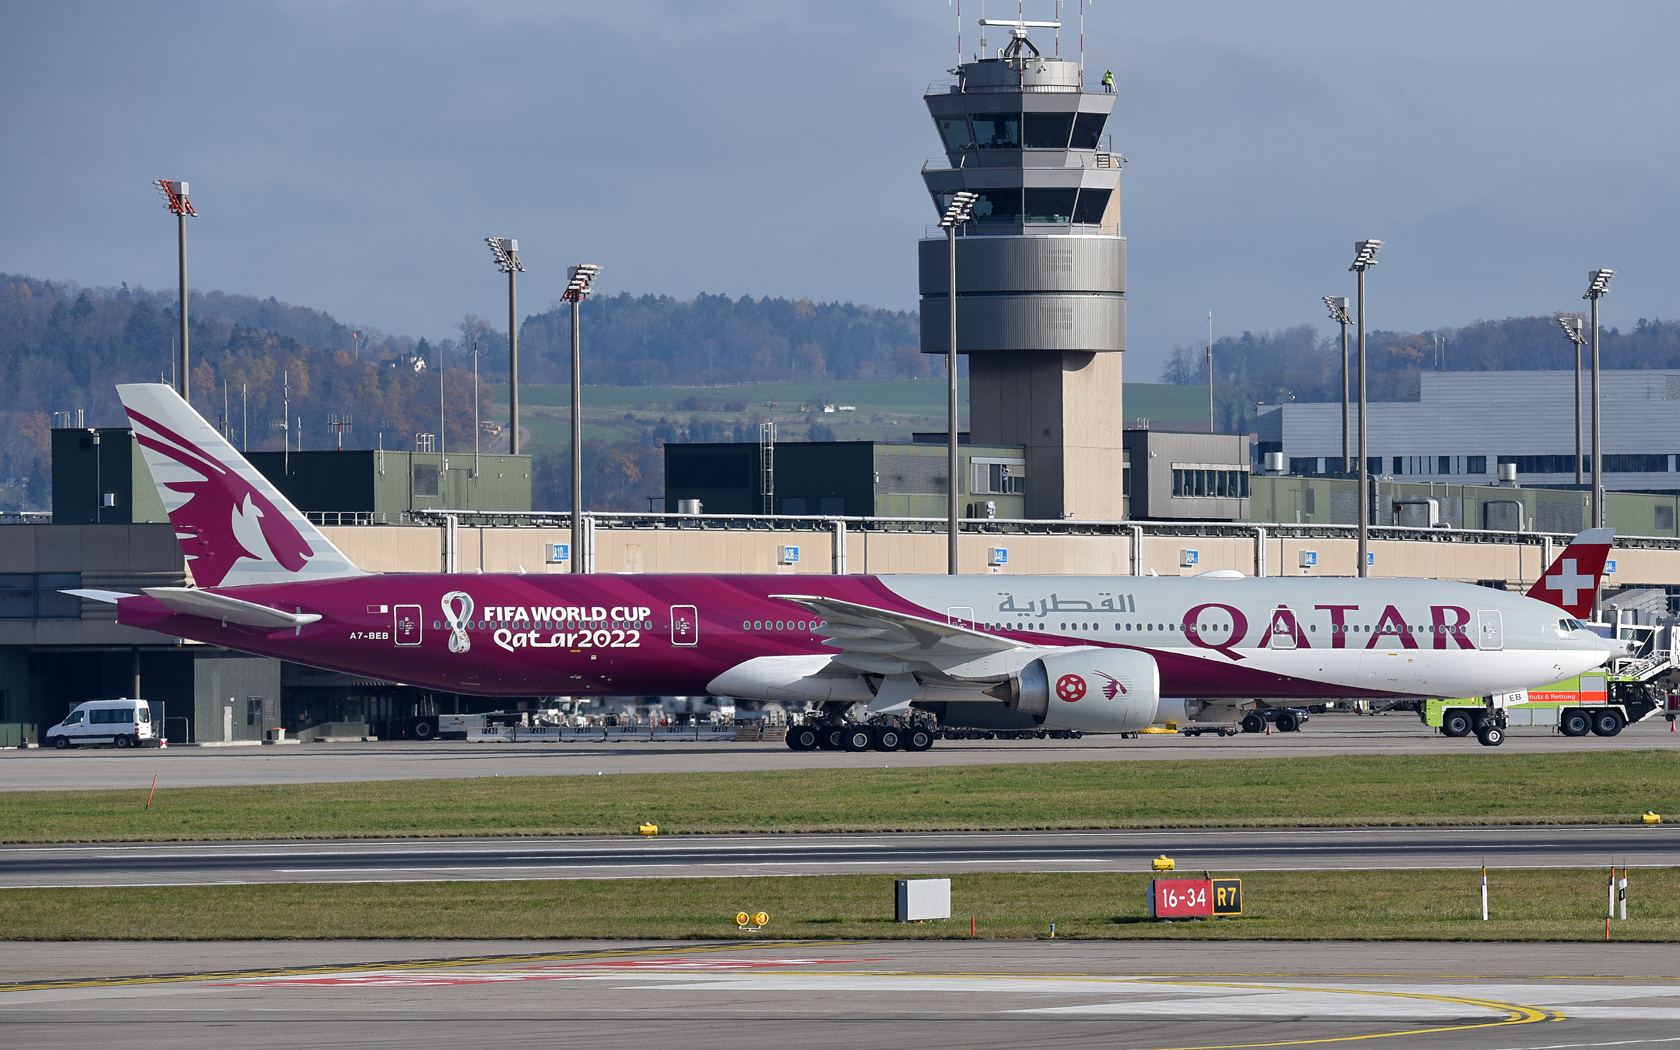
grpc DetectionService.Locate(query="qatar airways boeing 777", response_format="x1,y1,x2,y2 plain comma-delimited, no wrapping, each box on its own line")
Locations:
72,384,1617,745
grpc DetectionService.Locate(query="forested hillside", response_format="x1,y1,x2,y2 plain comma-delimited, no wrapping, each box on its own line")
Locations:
0,274,921,512
1160,314,1680,433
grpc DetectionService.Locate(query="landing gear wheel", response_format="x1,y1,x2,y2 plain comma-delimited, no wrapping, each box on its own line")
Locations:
1274,711,1299,733
817,726,844,751
841,726,873,752
871,726,903,751
412,720,435,741
904,727,934,752
52,735,72,749
1559,710,1591,737
786,725,820,751
1476,725,1505,747
1590,710,1624,737
1240,713,1266,734
1441,710,1474,738
115,735,133,749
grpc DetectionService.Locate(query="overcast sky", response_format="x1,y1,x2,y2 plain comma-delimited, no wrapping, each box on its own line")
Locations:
4,1,1676,379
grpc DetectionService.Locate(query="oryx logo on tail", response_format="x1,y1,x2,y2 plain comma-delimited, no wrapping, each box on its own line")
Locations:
117,384,365,587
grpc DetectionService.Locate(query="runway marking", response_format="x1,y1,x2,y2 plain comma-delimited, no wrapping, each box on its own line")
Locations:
0,940,860,994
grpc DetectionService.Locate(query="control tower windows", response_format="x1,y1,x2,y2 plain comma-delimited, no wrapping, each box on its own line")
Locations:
936,116,976,152
967,189,1022,224
1070,112,1108,150
1072,188,1112,225
1023,112,1074,149
971,112,1022,149
1024,188,1078,224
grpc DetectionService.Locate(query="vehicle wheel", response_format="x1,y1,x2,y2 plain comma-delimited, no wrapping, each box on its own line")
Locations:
841,727,873,752
412,720,435,741
1274,710,1299,733
115,734,133,749
787,725,820,751
1440,710,1474,738
872,726,903,751
817,726,844,750
904,727,934,752
52,735,71,750
1240,713,1266,734
1476,725,1505,747
1591,710,1624,737
1560,710,1591,737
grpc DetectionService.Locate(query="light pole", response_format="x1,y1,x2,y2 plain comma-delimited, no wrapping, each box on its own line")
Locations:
1207,311,1215,434
1349,240,1382,578
1584,269,1614,529
486,238,524,455
1323,296,1352,474
562,264,602,574
939,191,979,576
1557,315,1587,485
153,180,196,405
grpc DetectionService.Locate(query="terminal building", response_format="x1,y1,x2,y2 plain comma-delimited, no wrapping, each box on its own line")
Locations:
1259,371,1680,492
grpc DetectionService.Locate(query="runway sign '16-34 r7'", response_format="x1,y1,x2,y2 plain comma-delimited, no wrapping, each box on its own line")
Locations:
1148,878,1243,919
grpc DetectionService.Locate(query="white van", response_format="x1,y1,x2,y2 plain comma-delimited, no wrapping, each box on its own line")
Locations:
46,699,159,749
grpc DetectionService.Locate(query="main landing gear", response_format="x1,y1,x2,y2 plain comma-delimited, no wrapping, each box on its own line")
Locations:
786,718,934,753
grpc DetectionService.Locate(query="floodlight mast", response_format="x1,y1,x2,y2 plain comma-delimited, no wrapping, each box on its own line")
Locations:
562,264,601,574
1558,315,1587,485
1349,240,1382,578
1323,296,1352,474
486,238,524,455
1584,269,1614,530
154,180,197,405
939,191,978,575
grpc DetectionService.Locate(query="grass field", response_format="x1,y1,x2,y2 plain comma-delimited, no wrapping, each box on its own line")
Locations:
3,753,1675,844
2,869,1672,941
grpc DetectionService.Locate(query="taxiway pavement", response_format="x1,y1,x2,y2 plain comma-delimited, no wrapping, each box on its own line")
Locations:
4,714,1677,791
2,939,1677,1050
4,824,1675,887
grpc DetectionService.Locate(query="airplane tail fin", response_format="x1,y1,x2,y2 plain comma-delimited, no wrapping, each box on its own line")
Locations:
1526,527,1614,618
116,383,367,588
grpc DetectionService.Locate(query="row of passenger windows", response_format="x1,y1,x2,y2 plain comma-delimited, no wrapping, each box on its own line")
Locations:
970,621,1469,635
430,619,652,630
744,620,824,631
932,187,1111,225
935,111,1108,151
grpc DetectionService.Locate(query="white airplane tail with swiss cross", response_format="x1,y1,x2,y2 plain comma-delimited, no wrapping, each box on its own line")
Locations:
1526,528,1614,619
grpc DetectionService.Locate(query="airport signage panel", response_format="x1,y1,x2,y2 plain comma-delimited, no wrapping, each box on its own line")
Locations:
1148,878,1242,918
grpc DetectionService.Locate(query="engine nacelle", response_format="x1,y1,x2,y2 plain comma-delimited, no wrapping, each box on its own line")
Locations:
1002,648,1160,733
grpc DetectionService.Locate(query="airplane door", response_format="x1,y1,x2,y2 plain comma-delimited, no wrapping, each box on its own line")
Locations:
671,605,698,647
1476,610,1504,651
948,607,975,630
1267,606,1298,649
394,604,422,646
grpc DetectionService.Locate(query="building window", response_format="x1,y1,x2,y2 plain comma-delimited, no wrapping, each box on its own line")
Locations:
1023,188,1077,224
0,573,83,620
1171,468,1249,498
971,459,1026,495
1022,111,1074,149
935,116,975,151
247,697,263,727
971,112,1022,149
1072,188,1111,225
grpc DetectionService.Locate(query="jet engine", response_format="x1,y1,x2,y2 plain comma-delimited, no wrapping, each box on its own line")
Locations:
1000,648,1160,733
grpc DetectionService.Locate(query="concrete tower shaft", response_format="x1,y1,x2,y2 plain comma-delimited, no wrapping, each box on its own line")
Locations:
918,39,1126,521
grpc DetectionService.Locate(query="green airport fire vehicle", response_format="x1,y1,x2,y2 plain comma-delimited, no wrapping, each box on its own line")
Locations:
1423,623,1675,745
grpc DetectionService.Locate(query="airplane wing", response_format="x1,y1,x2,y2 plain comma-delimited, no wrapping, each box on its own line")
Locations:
768,593,1036,680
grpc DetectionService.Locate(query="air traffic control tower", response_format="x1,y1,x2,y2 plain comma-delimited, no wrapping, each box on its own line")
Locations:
919,20,1124,520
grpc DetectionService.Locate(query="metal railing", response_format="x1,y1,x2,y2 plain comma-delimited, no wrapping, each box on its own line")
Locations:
920,223,1121,239
393,508,1680,550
